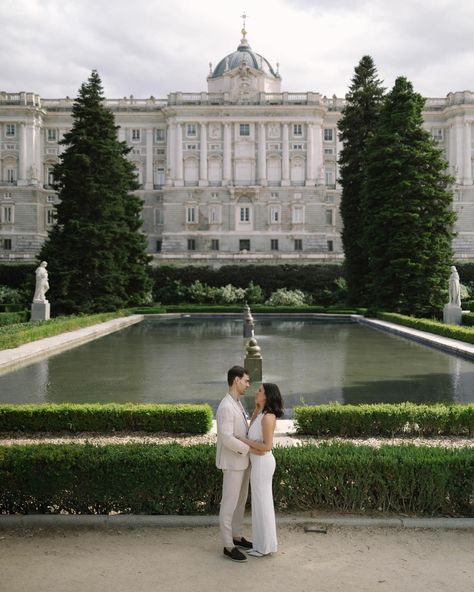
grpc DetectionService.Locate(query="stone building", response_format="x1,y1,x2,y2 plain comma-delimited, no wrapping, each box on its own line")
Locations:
1,28,474,265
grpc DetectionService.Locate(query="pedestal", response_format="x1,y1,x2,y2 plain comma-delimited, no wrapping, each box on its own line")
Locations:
443,303,462,325
31,301,50,321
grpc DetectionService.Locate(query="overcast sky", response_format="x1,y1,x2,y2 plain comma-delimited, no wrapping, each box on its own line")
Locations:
2,0,474,100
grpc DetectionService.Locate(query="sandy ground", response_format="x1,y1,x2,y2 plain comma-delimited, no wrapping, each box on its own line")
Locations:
1,524,473,592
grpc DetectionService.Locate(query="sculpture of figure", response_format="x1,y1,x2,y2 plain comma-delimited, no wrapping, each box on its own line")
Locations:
33,261,49,303
448,265,461,307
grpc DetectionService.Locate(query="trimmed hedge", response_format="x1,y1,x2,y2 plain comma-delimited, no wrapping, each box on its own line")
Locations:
375,311,474,345
0,442,472,516
0,311,131,350
0,311,28,326
294,403,474,437
0,404,213,435
132,304,364,315
152,264,344,304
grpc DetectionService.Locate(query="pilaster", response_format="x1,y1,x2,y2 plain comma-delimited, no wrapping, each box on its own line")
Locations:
199,123,208,186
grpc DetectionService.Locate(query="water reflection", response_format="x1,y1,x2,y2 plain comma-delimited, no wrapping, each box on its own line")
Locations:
1,318,474,412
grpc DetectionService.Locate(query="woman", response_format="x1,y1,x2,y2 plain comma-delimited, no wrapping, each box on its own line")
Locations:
237,383,284,557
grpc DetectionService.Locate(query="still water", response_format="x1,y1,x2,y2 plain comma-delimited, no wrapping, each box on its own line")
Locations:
1,317,474,413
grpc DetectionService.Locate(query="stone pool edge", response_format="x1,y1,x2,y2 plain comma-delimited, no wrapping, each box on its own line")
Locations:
0,314,152,375
359,317,474,361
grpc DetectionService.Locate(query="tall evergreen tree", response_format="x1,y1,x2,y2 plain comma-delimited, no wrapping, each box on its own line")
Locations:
338,56,385,305
362,76,456,315
39,71,152,314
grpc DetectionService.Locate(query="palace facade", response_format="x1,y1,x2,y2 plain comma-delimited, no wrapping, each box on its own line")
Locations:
1,30,474,265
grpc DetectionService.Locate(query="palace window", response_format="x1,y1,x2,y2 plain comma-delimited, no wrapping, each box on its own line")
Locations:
211,239,220,251
156,128,165,141
47,195,56,203
325,209,334,225
324,128,334,141
270,206,280,224
271,239,279,251
209,205,221,223
292,144,303,150
432,128,443,141
239,239,250,251
324,148,334,155
292,205,304,224
2,238,12,250
240,207,250,223
186,124,197,137
47,129,57,142
293,124,302,136
239,124,250,137
294,239,303,251
46,209,55,225
187,238,196,251
1,205,14,224
156,240,162,252
186,206,197,224
327,240,334,252
5,124,16,137
6,168,17,183
325,170,335,187
131,129,141,141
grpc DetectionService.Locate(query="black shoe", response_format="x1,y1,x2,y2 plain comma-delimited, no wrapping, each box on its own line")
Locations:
233,537,253,550
223,547,247,562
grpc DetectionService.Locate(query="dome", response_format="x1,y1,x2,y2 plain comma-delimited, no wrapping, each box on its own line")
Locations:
210,35,279,79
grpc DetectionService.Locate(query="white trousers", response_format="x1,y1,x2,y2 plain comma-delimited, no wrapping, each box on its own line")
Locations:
219,467,250,548
250,452,277,554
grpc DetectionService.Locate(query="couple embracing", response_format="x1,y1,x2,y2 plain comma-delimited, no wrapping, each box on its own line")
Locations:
216,365,284,562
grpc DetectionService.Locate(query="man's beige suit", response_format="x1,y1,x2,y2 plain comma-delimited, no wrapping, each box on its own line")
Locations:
216,393,250,548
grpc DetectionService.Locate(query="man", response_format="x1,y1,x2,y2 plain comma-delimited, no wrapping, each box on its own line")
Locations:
216,365,253,562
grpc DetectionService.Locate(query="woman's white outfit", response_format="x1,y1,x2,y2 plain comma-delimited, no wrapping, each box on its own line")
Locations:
248,412,277,555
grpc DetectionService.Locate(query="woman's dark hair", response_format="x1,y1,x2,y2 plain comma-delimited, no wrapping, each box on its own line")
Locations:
262,383,284,418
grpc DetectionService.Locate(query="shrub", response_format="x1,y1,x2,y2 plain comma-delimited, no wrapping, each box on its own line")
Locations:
0,403,213,434
0,442,472,516
265,288,309,306
294,403,474,437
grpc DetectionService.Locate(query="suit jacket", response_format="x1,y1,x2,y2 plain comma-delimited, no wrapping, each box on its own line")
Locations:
215,393,250,470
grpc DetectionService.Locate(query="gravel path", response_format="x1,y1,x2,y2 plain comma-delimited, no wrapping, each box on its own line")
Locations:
0,432,473,448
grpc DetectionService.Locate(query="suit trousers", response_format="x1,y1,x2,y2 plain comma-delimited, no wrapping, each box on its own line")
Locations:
219,467,250,548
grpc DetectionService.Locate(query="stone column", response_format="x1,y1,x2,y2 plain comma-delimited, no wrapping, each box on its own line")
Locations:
258,123,267,186
281,123,290,186
199,123,208,186
314,122,324,184
305,123,315,185
455,118,464,184
336,131,343,187
175,123,183,186
223,123,232,185
145,128,153,190
463,121,472,185
32,119,41,185
166,122,175,186
18,122,27,184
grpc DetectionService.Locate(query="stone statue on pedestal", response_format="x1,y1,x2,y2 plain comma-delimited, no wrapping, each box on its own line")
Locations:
448,266,461,307
444,265,462,325
33,261,49,303
31,261,50,321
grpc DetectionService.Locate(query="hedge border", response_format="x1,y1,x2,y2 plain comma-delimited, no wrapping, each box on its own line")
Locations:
294,403,474,437
0,403,213,435
0,442,472,516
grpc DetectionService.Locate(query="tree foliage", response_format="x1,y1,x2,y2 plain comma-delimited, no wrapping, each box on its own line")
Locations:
362,77,456,315
338,55,385,305
39,71,152,314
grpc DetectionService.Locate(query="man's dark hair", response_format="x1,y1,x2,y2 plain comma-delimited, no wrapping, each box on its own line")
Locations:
227,365,249,387
262,383,284,418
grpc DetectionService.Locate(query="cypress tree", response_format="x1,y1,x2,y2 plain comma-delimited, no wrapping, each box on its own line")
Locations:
338,56,385,305
39,71,152,314
362,76,456,315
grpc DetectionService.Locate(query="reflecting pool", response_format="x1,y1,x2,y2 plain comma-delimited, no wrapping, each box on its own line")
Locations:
1,317,474,413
